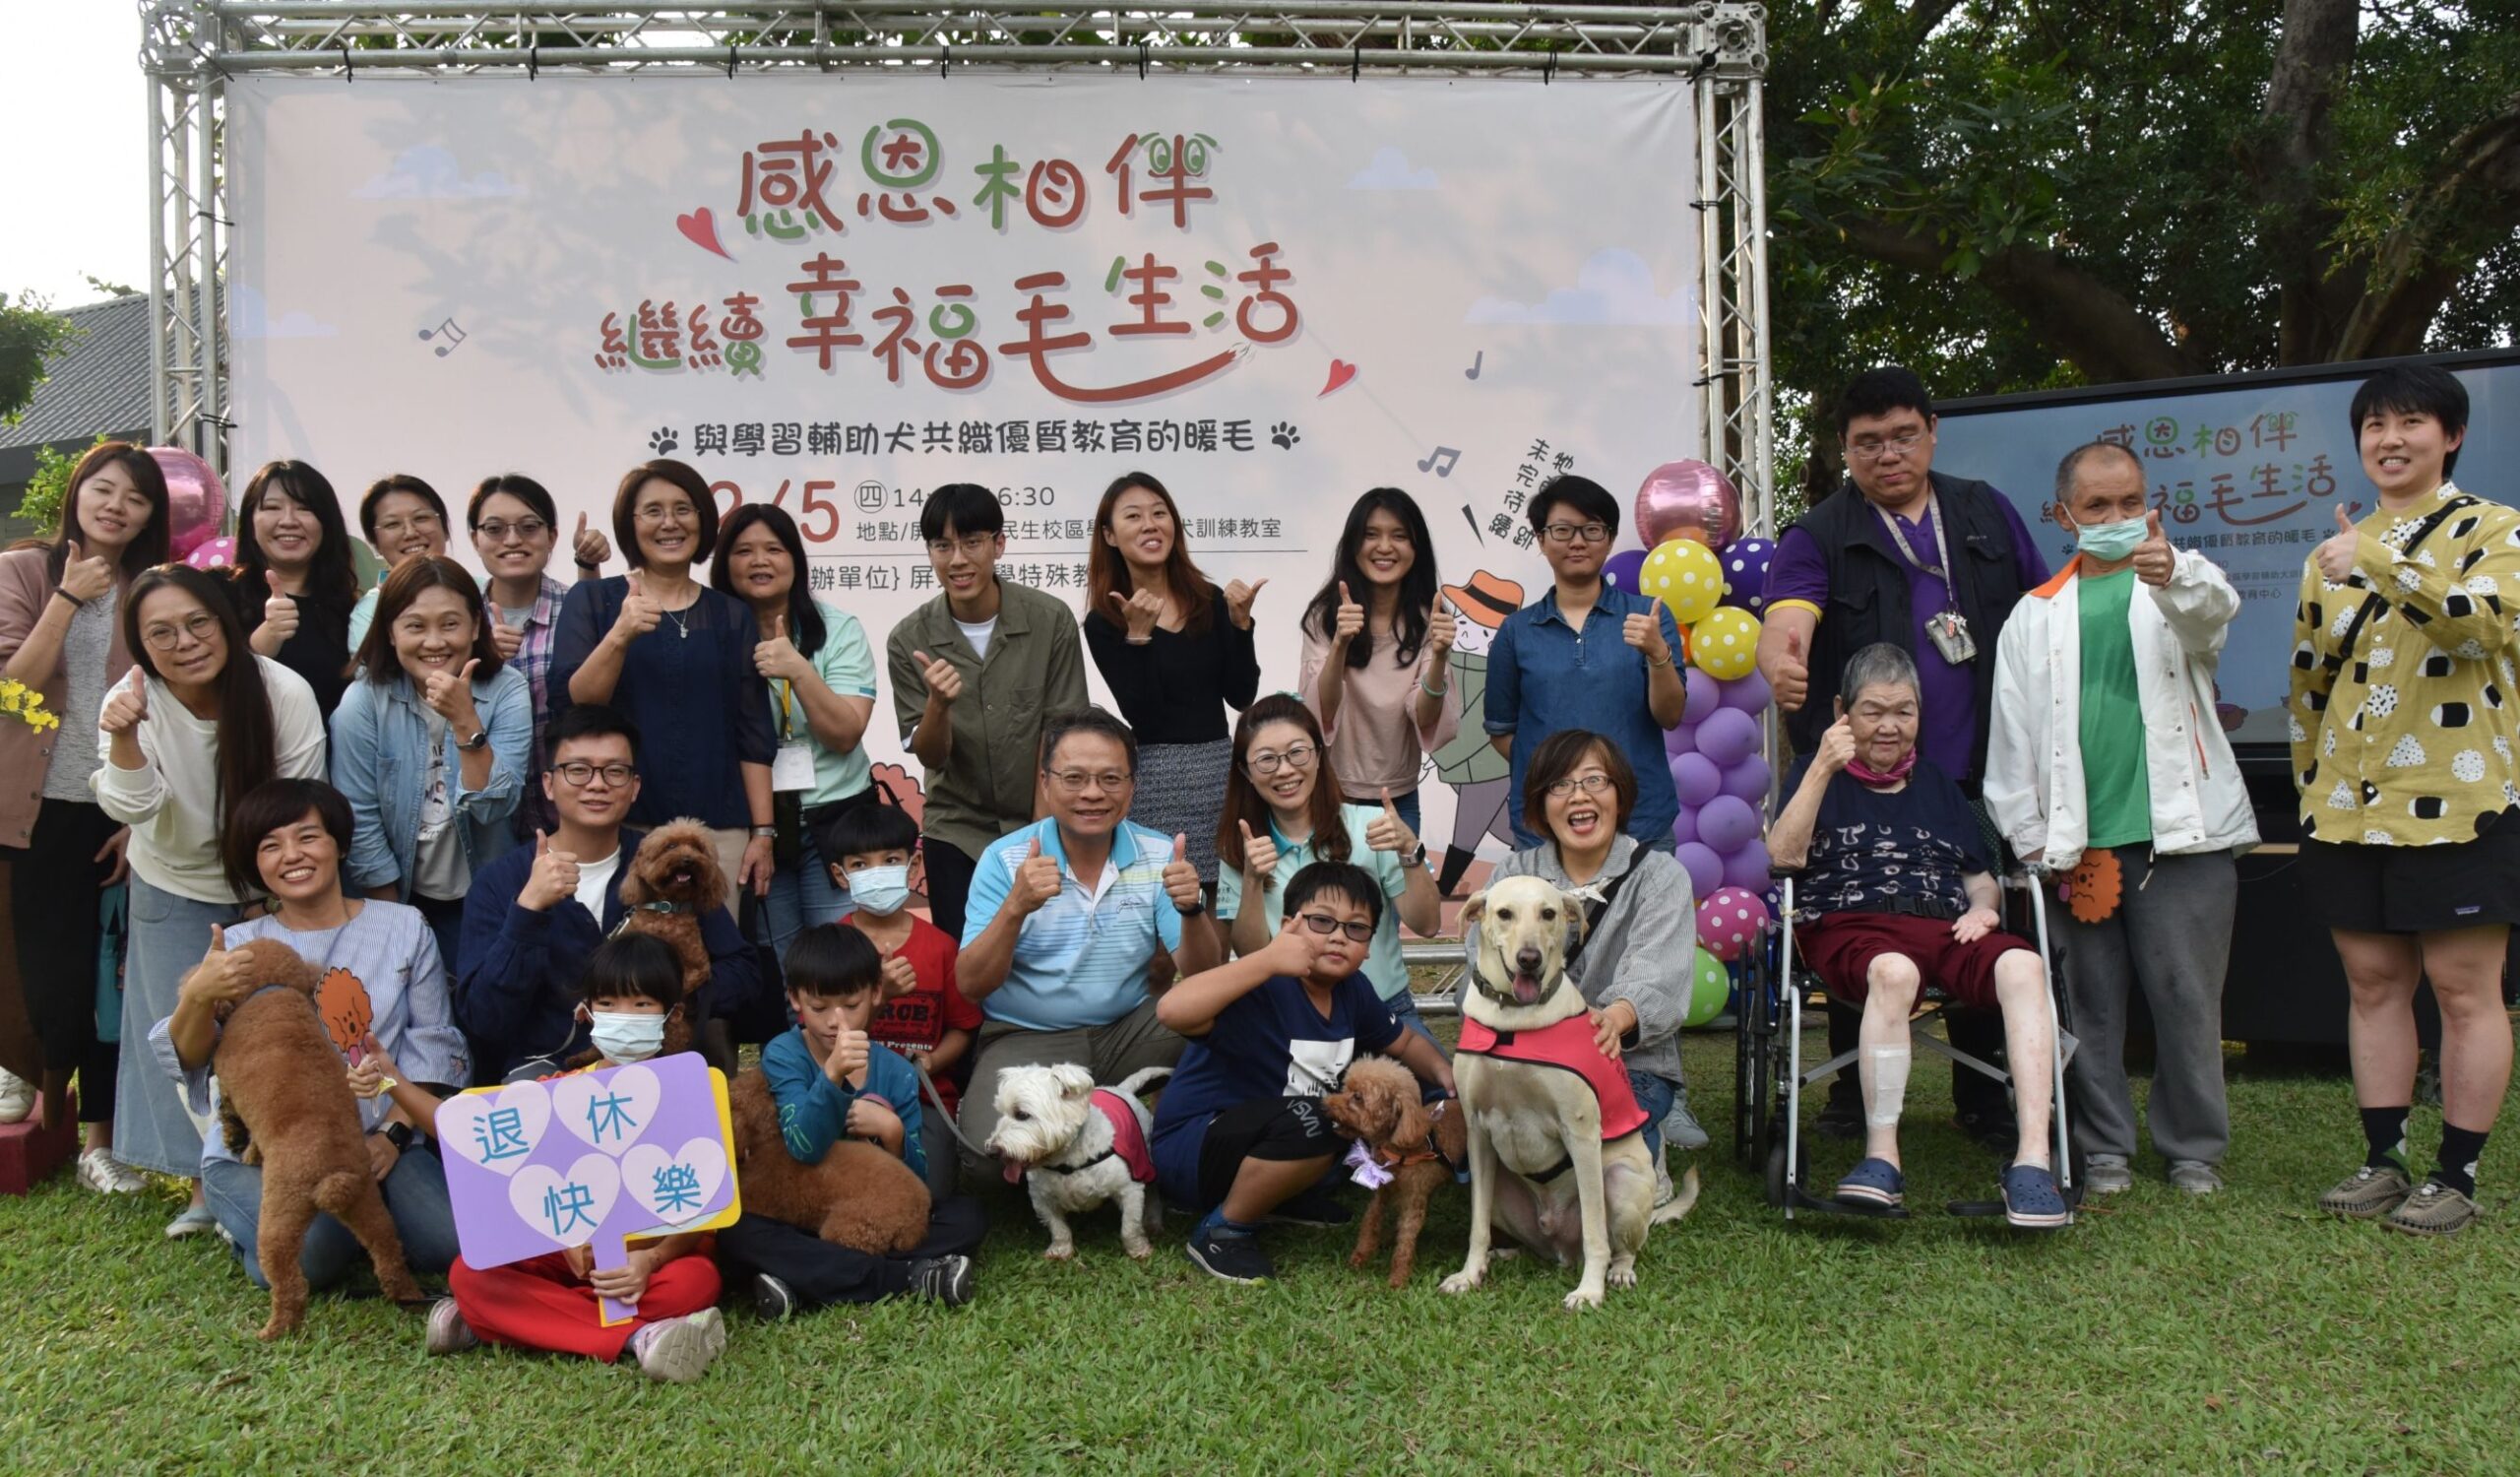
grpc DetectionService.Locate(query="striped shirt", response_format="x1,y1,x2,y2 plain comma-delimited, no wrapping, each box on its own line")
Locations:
963,818,1185,1032
500,576,568,838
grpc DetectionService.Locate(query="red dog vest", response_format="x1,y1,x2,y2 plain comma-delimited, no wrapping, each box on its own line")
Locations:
1456,1015,1651,1140
1092,1087,1158,1184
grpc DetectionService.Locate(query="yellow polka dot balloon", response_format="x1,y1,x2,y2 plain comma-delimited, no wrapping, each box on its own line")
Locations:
1638,537,1724,626
1690,606,1761,680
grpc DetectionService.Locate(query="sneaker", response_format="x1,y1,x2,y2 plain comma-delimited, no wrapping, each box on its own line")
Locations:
906,1254,976,1308
2167,1160,2224,1195
2083,1154,2134,1195
2318,1163,2413,1220
750,1273,797,1322
686,1305,727,1359
78,1148,146,1195
163,1203,219,1238
1813,1093,1863,1142
1262,1188,1352,1228
2001,1163,2072,1230
631,1313,722,1383
424,1297,480,1356
0,1067,33,1124
1185,1228,1275,1283
2384,1181,2481,1237
1661,1088,1712,1152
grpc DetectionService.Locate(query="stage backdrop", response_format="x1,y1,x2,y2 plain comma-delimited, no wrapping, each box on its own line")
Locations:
225,74,1700,864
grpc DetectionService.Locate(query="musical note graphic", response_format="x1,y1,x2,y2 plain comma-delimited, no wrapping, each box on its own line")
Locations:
418,318,468,356
1417,446,1461,478
1464,351,1483,381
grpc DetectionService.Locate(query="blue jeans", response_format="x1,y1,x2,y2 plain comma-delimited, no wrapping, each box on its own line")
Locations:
1626,1069,1708,1160
1390,788,1422,844
204,1144,461,1290
761,823,851,962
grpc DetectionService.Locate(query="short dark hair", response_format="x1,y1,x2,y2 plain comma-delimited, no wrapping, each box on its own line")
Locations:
353,553,504,685
468,473,558,530
919,482,1004,543
1282,861,1385,931
819,801,919,863
1836,366,1935,436
1040,705,1137,776
221,778,355,901
2350,363,2470,478
2052,440,2145,505
358,474,449,543
234,459,358,604
784,923,883,1001
1526,474,1620,541
1520,729,1640,837
546,703,642,765
581,932,684,1009
710,501,828,658
613,459,721,568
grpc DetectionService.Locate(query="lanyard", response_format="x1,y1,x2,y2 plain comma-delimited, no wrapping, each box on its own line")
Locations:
1873,492,1953,584
773,678,798,742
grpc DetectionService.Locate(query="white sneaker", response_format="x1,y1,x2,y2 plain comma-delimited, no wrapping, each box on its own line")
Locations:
632,1313,723,1383
77,1148,146,1194
0,1067,33,1124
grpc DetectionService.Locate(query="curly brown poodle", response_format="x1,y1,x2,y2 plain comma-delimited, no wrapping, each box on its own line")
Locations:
616,818,725,1005
212,937,425,1339
726,1069,931,1254
1320,1059,1468,1289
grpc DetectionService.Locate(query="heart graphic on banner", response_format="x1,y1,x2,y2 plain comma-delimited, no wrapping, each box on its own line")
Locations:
551,1063,662,1156
1318,359,1357,397
621,1137,730,1228
675,207,732,260
433,1079,553,1177
510,1154,622,1249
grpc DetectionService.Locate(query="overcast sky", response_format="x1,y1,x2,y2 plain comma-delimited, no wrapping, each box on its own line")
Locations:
0,6,154,307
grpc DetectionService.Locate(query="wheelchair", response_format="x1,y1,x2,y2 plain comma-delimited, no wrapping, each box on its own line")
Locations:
1734,871,2080,1221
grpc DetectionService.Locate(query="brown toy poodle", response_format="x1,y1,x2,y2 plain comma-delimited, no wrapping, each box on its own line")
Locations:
616,818,726,1004
212,937,426,1339
727,1069,932,1255
1320,1059,1468,1289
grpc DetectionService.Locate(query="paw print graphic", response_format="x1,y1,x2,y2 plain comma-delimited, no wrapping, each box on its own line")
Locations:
1269,421,1300,451
648,426,679,455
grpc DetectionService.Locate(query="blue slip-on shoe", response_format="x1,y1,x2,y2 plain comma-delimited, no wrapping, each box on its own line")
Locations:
1832,1156,1905,1209
2001,1163,2072,1230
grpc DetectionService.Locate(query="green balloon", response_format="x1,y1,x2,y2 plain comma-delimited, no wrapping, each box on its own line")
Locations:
1686,947,1731,1027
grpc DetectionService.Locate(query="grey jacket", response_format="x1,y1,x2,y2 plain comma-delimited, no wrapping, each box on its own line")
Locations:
1490,834,1691,1087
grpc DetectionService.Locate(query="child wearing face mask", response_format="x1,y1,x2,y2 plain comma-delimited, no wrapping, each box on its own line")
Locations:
818,803,980,1198
421,934,729,1381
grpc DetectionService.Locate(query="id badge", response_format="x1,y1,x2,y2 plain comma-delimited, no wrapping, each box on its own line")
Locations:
772,740,816,792
1925,610,1977,664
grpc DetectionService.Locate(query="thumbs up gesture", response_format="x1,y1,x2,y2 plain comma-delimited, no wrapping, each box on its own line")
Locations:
1162,832,1205,914
1236,818,1281,882
1772,627,1810,713
1109,587,1165,642
1365,787,1418,856
59,538,113,604
2314,503,2363,585
487,612,526,660
1330,580,1365,647
259,568,301,645
1011,836,1064,917
1222,577,1269,631
182,924,258,1010
609,570,662,645
754,610,806,682
2132,508,2175,588
422,657,482,729
98,670,150,736
520,829,583,912
913,648,964,704
571,510,611,570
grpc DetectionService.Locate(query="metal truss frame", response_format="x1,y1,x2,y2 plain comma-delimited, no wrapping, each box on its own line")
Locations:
139,0,1769,522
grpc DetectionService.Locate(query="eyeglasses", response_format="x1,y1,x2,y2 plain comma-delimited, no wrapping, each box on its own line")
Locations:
1845,431,1928,462
1044,768,1132,794
373,512,443,539
1541,522,1611,546
552,761,638,788
1295,911,1374,943
476,518,549,543
635,503,696,525
1246,742,1318,777
926,534,996,558
1544,773,1614,798
141,612,221,650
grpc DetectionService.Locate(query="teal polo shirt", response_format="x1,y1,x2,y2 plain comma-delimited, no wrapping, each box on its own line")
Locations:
963,817,1185,1032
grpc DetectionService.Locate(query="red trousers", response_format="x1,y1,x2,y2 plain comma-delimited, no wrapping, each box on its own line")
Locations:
449,1251,722,1361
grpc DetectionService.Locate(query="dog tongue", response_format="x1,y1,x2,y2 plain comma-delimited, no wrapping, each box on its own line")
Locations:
1512,974,1543,1005
1001,1157,1025,1185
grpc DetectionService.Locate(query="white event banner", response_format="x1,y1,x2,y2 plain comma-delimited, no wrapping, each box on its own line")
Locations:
226,73,1701,864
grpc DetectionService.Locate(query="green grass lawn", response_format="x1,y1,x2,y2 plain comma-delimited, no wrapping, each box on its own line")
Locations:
3,1028,2512,1474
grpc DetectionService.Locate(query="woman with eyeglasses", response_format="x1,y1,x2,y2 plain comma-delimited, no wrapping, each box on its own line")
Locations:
94,564,328,1236
1083,472,1263,890
1296,488,1459,840
1489,729,1707,1200
225,460,361,718
1482,474,1686,851
346,475,455,653
0,441,168,1190
468,474,610,837
1214,694,1442,1042
552,459,777,902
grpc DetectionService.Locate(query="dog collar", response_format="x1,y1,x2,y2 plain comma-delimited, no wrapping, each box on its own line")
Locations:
606,901,693,939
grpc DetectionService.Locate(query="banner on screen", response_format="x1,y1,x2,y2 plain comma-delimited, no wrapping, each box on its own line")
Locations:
225,74,1700,865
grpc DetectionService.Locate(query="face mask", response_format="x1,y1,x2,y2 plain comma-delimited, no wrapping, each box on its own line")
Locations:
848,864,912,916
589,1010,666,1063
2073,515,2147,562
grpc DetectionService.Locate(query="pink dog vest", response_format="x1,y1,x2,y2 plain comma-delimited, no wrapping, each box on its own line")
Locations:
1093,1087,1158,1184
1456,1015,1650,1140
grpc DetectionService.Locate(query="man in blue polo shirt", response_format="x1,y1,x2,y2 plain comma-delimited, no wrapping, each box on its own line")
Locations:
956,706,1222,1181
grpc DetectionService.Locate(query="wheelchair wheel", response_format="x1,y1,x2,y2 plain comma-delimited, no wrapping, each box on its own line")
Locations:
1762,1133,1806,1209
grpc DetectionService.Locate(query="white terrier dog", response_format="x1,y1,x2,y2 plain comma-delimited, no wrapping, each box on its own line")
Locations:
984,1063,1172,1261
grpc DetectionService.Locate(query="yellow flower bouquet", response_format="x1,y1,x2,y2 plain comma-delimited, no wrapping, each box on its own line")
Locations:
1,677,62,733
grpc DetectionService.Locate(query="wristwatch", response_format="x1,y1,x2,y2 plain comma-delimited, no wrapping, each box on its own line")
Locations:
380,1122,417,1153
1401,841,1428,869
1177,896,1208,919
456,728,489,750
749,824,779,839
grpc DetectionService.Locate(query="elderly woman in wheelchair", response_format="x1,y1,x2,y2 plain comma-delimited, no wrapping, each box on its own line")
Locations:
1767,643,2070,1230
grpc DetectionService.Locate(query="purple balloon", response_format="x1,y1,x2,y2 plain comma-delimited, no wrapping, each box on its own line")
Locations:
1719,754,1771,803
1718,536,1776,614
1664,719,1701,758
1722,837,1773,893
1695,707,1762,768
1603,547,1649,595
1676,842,1725,898
1698,795,1760,855
1670,752,1723,806
1669,804,1699,847
1718,671,1772,714
1634,460,1742,552
1683,668,1722,724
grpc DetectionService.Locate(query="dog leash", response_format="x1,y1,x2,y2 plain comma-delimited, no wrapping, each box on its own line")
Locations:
913,1056,990,1161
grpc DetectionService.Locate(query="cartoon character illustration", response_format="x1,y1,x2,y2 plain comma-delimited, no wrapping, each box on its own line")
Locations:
867,761,932,897
1428,570,1525,897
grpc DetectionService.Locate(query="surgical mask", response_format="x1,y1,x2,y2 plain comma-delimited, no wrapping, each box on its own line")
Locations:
2074,515,2147,562
589,1010,666,1063
848,864,912,916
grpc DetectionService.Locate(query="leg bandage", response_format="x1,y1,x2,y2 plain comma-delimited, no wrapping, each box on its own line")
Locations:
1859,1045,1912,1129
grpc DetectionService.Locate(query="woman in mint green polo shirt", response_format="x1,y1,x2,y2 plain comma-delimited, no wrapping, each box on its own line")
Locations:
711,504,879,958
1214,693,1445,1041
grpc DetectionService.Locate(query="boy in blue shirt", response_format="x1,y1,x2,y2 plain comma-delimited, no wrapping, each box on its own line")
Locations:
716,925,986,1316
1153,862,1455,1283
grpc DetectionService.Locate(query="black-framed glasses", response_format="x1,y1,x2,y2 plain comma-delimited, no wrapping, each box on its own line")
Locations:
476,518,549,543
552,761,637,788
140,612,221,651
1296,911,1373,943
1246,742,1318,777
1544,773,1614,798
1540,522,1610,545
1845,431,1928,462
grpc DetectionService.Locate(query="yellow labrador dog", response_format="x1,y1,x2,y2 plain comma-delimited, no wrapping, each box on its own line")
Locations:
1440,875,1690,1309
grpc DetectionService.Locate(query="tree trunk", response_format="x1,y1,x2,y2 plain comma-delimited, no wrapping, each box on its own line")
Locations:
2245,0,2361,363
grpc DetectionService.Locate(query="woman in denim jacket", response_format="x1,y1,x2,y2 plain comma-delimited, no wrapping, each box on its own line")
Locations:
331,555,531,967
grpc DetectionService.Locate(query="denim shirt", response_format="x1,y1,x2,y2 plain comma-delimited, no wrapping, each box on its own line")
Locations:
329,665,532,898
1482,584,1683,848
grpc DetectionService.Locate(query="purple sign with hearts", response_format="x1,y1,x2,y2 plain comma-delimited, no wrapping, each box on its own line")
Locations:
436,1052,739,1322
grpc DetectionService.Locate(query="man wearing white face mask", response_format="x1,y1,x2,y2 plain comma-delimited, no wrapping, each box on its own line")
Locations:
1987,440,2258,1196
